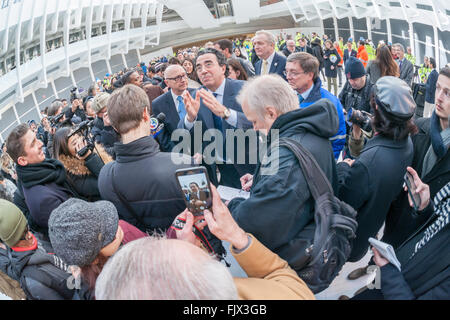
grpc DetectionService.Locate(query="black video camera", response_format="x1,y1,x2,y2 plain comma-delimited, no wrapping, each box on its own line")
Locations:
346,108,373,132
68,120,95,157
70,87,82,103
49,113,65,128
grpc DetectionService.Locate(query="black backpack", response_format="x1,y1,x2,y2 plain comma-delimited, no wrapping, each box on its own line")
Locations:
278,138,358,294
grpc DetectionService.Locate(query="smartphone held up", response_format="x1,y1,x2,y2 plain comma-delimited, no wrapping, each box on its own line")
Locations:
175,167,212,216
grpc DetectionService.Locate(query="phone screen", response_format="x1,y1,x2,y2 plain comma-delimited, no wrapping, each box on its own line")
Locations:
176,167,212,216
404,172,421,210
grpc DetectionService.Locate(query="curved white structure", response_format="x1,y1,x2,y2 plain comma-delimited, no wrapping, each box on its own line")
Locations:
0,0,449,141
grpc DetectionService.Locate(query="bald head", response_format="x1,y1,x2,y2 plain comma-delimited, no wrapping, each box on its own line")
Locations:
164,64,188,95
95,237,238,300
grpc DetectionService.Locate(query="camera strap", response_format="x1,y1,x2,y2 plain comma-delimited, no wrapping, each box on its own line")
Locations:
170,217,215,255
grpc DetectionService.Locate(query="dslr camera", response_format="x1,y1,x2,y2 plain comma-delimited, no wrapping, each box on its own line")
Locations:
346,108,373,132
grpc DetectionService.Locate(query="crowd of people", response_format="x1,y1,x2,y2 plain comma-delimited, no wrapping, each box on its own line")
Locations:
0,29,449,301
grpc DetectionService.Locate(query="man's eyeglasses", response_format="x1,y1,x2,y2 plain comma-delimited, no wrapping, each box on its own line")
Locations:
166,74,187,82
283,70,308,77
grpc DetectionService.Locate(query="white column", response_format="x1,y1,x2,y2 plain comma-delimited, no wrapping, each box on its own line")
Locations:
136,49,142,63
349,17,355,42
40,0,49,85
15,0,25,103
12,104,21,124
366,17,372,41
70,71,77,87
433,26,440,69
31,91,42,120
333,16,339,42
409,22,415,58
105,59,112,75
1,1,12,55
386,18,392,44
51,79,58,99
121,53,128,69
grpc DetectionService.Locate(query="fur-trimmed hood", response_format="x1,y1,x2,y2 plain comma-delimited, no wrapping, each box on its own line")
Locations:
59,143,113,176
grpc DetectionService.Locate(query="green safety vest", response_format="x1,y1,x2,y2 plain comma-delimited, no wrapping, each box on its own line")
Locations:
405,53,416,66
418,64,431,83
365,44,376,61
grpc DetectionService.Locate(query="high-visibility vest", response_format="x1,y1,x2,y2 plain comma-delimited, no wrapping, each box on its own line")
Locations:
405,53,416,66
418,64,431,83
365,44,376,61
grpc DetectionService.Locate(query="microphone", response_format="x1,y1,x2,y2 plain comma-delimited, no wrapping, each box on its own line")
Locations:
150,112,166,138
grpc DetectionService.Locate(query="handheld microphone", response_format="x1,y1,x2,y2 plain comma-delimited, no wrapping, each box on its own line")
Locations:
150,113,166,138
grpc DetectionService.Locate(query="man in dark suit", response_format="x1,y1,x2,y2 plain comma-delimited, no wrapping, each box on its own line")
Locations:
393,43,414,86
152,65,196,152
343,41,357,65
253,30,287,80
178,48,256,188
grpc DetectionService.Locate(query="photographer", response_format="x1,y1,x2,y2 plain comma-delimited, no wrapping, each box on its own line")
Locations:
65,88,87,125
337,76,417,266
90,92,119,158
53,127,112,202
46,100,68,158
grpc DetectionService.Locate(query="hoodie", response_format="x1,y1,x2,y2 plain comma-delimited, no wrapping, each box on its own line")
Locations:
228,99,338,267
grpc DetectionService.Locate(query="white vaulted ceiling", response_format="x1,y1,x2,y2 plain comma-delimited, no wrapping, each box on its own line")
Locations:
0,0,449,140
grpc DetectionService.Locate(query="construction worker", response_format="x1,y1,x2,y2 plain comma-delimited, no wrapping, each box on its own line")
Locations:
405,46,416,66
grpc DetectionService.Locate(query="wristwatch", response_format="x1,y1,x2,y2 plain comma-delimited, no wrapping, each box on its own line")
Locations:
222,107,231,120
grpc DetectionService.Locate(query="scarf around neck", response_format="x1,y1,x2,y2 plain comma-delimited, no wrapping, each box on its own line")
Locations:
16,159,67,189
422,111,450,177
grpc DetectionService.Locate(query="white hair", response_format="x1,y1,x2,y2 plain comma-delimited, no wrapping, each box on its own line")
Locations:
393,43,405,52
255,30,276,45
237,74,299,119
95,236,238,300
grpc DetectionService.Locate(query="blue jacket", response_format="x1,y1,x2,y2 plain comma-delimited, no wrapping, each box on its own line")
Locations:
300,78,346,158
255,52,287,80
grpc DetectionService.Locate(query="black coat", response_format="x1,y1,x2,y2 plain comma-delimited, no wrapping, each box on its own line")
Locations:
228,99,339,267
323,48,341,78
383,117,450,248
0,242,75,300
379,196,450,300
58,151,107,202
98,136,194,232
337,134,414,262
311,42,324,69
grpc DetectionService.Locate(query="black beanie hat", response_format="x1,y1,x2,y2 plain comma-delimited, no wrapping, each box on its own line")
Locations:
345,56,366,79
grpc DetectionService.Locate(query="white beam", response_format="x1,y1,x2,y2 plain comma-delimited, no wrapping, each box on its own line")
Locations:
1,2,12,55
63,8,71,76
349,16,355,42
15,0,25,103
371,0,382,20
124,2,132,53
433,26,439,69
27,0,38,42
366,17,372,41
51,0,61,34
386,18,392,44
40,0,49,86
333,16,339,43
409,22,415,58
31,91,42,120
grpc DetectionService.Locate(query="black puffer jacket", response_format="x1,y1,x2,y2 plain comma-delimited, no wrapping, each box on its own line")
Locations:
98,136,194,232
228,99,339,267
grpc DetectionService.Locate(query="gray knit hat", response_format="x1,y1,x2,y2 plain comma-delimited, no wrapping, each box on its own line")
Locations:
91,92,110,114
48,198,119,267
